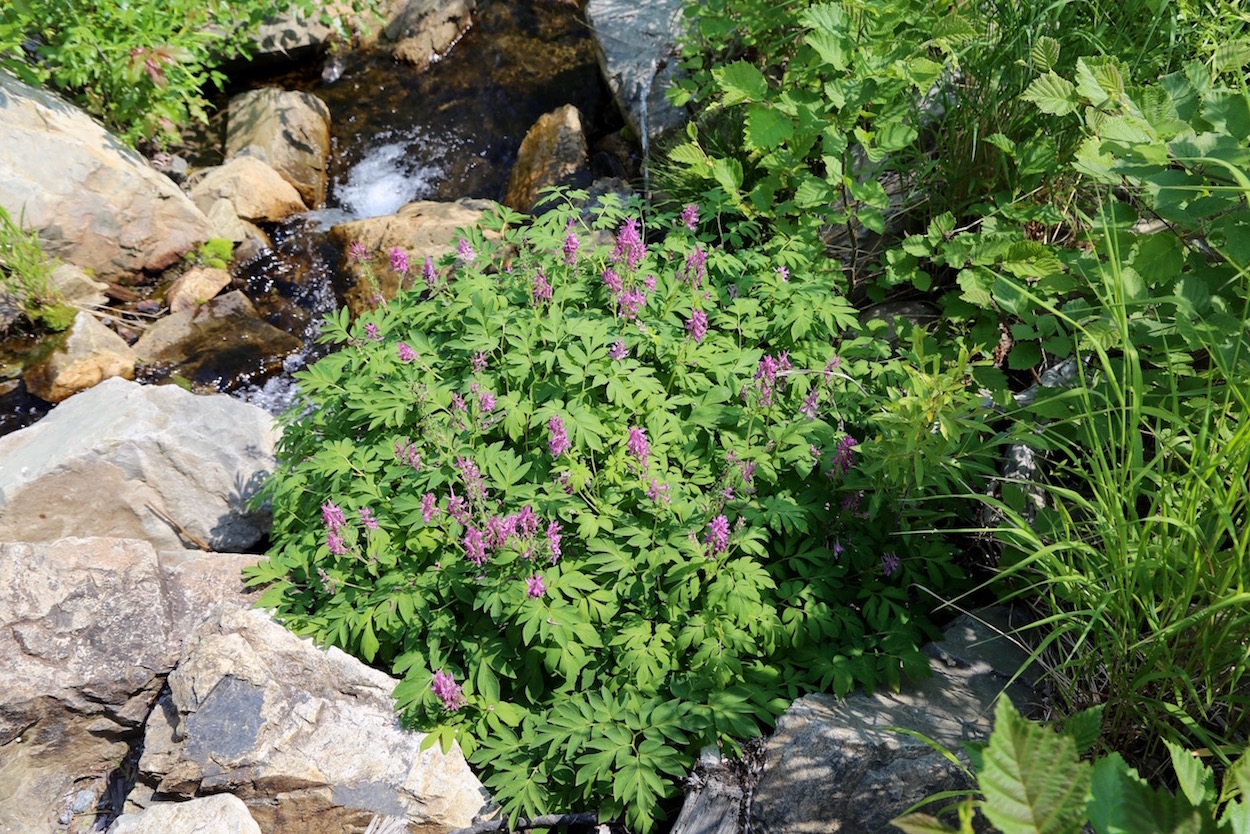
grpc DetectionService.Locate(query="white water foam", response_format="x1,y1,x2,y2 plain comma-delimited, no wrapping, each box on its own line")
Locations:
332,127,443,220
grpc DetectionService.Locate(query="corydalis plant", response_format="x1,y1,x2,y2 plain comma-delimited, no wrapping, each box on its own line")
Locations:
249,189,968,832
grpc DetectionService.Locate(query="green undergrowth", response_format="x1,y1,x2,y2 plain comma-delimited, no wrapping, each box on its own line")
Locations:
248,192,1000,831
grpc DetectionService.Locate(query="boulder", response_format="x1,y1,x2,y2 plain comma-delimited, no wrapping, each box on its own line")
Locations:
585,0,688,146
48,263,108,310
166,266,234,313
227,89,332,209
109,794,262,834
385,0,476,70
190,156,307,223
0,71,210,281
21,311,137,403
204,198,273,247
132,290,303,391
0,538,260,834
0,376,276,551
327,198,495,316
748,608,1037,834
135,605,492,833
503,105,591,213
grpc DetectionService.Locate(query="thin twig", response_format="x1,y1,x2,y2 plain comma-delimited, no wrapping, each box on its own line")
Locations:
147,503,212,551
451,812,602,834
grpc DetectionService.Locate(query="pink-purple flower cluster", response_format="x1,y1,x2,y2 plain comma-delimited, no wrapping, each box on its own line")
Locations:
609,339,628,361
397,342,417,363
322,501,348,555
458,506,561,568
686,309,708,343
563,230,580,265
548,415,571,458
390,247,410,275
532,270,553,305
471,351,488,374
456,456,489,503
431,670,464,711
423,256,437,291
681,245,708,288
752,352,792,407
395,438,422,470
611,217,647,271
881,551,901,577
704,514,730,556
680,203,699,231
800,386,820,420
525,574,546,599
357,507,379,530
457,237,476,262
646,478,671,504
348,241,368,263
421,492,440,523
832,435,858,476
627,426,649,470
363,322,381,342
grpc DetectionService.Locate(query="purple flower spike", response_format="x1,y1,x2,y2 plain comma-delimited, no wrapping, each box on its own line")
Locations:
348,241,368,263
390,247,410,275
322,501,347,533
397,342,417,363
680,203,699,231
686,309,708,344
327,531,348,556
532,270,553,305
457,237,476,262
525,574,546,599
563,231,580,265
546,520,563,563
609,339,628,361
431,670,464,711
881,551,901,577
704,515,730,556
472,351,488,374
357,507,379,530
627,426,649,469
832,435,858,476
423,256,437,290
548,415,571,458
463,526,488,567
420,492,440,523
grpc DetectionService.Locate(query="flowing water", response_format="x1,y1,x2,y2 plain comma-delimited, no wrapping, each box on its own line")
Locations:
0,0,617,435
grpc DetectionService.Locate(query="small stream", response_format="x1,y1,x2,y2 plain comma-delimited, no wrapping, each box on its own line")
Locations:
0,0,621,435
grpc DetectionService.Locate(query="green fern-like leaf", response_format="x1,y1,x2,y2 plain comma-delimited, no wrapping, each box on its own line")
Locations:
979,699,1091,834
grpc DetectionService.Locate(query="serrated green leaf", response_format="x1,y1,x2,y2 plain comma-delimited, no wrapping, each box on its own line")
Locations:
1023,72,1080,116
979,699,1090,834
890,812,959,834
1168,740,1216,808
1031,36,1060,72
714,61,767,105
930,13,977,43
1061,705,1103,756
807,31,850,71
712,157,744,194
746,104,794,150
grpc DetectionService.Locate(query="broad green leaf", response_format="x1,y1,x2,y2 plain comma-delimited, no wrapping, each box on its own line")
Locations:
1061,705,1103,756
712,157,744,194
1168,740,1216,808
746,104,794,150
714,61,767,105
1023,72,1080,116
891,813,959,834
1031,36,1060,72
979,699,1090,834
930,13,977,43
807,31,850,71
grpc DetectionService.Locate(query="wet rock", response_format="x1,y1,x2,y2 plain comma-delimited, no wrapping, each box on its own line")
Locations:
328,198,495,316
0,538,260,834
190,155,307,223
132,290,302,391
586,0,688,146
227,88,332,209
136,605,491,834
109,794,261,834
250,2,375,57
166,266,234,313
745,608,1037,834
22,311,136,403
0,376,276,551
386,0,476,70
504,104,591,214
204,198,273,247
48,263,108,310
0,71,210,281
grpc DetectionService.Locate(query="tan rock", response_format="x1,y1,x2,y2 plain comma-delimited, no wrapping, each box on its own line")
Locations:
0,71,210,280
227,88,332,209
109,794,262,834
504,104,590,213
191,155,307,222
48,263,108,309
388,0,476,69
0,539,261,834
166,266,233,313
22,311,136,403
328,198,496,316
203,197,273,248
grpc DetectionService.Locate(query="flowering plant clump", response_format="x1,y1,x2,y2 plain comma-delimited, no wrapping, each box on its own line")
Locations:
249,190,991,831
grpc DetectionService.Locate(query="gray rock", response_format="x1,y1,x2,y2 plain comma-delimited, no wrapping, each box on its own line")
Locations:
108,794,261,834
136,606,491,834
586,0,688,146
504,105,591,213
0,376,276,551
0,538,260,834
22,311,137,403
748,608,1035,834
227,88,331,209
0,71,210,280
131,290,303,391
